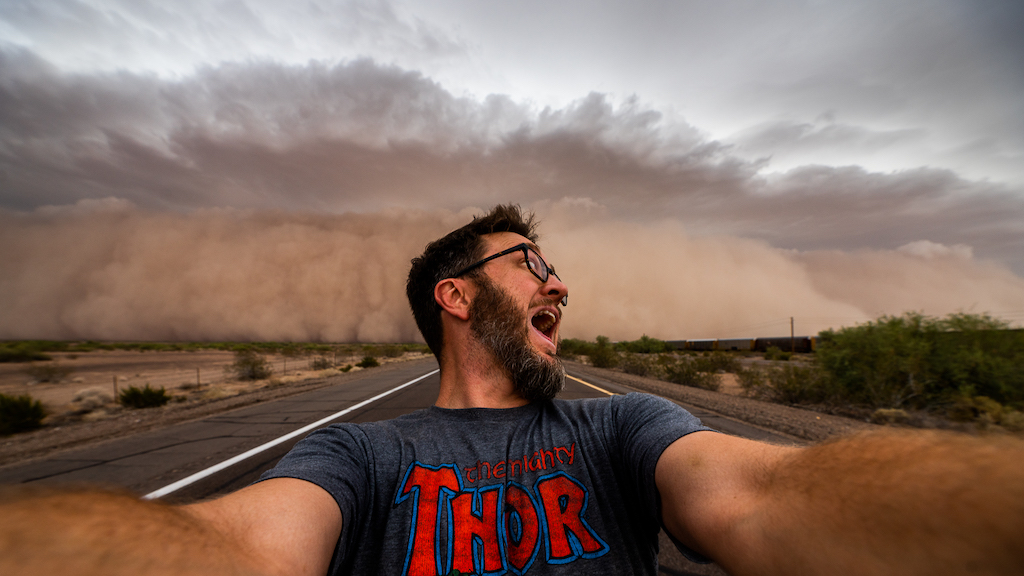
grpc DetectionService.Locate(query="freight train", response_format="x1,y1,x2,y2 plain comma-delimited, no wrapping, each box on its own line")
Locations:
665,336,816,353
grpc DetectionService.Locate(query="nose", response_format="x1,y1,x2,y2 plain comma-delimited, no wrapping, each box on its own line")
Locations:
543,273,569,307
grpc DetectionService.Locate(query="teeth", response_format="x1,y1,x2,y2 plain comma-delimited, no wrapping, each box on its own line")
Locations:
532,310,557,334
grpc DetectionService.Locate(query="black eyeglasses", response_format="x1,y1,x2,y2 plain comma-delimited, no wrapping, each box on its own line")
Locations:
454,243,567,306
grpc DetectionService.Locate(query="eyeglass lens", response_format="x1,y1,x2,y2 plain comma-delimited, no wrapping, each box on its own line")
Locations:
525,248,558,282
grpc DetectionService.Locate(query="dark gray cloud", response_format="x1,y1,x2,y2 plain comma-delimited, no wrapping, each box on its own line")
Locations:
3,49,1022,274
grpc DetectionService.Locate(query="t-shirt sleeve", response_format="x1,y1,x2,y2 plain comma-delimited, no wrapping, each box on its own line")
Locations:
610,392,715,563
257,423,373,536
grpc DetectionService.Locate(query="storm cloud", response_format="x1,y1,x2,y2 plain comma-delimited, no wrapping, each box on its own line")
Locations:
1,1,1022,341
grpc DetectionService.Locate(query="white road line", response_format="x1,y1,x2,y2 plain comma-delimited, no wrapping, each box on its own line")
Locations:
566,374,616,396
143,369,440,500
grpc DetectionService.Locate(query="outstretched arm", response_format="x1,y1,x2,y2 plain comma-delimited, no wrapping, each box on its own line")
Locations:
657,429,1024,576
0,478,341,576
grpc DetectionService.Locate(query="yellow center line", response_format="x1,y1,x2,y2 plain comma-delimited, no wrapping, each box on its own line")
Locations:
566,374,616,396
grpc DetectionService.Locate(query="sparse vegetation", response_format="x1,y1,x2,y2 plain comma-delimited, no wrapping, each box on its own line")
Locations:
663,356,721,391
24,363,73,383
356,356,380,369
0,393,46,435
229,350,273,380
118,385,171,408
0,341,54,363
311,356,333,370
764,346,792,361
589,336,619,369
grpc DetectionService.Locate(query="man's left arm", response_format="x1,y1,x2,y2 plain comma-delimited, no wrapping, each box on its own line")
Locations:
656,429,1024,575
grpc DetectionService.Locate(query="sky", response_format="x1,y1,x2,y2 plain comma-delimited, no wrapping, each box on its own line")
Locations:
2,0,1023,342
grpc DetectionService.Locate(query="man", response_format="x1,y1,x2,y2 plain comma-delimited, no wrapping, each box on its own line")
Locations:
2,204,1023,576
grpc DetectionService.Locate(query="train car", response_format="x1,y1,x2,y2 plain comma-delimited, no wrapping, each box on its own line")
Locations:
716,338,756,351
665,340,688,351
686,339,718,351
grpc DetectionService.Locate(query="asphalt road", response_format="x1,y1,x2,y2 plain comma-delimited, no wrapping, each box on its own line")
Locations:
0,356,789,575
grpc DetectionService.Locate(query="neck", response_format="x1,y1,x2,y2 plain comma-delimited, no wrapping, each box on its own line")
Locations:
435,339,527,409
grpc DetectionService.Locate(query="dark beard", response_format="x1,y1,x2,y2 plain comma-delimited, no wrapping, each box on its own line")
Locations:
469,276,565,403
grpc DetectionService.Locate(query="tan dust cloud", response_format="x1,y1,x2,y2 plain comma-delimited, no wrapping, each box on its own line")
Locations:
2,199,1023,342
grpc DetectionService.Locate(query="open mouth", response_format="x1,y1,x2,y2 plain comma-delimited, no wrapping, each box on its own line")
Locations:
531,309,558,342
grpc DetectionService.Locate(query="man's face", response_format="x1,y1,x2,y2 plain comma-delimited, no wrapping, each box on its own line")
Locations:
469,275,565,402
467,232,569,402
469,232,568,359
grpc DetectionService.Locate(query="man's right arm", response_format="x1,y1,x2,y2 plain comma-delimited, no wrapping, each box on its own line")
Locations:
0,478,342,576
184,478,343,576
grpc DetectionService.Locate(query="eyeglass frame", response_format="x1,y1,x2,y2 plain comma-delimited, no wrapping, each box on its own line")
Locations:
452,242,568,306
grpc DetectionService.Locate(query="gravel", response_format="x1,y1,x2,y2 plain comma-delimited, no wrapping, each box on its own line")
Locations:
565,361,879,443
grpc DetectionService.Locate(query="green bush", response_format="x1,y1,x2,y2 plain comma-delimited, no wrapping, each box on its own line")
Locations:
589,336,619,369
0,393,46,435
229,350,273,380
692,352,741,373
816,312,1024,409
311,356,333,370
663,356,720,391
0,342,53,363
382,344,405,358
118,384,170,409
620,353,656,377
737,364,832,404
557,338,593,359
616,335,672,354
357,356,380,368
764,346,792,361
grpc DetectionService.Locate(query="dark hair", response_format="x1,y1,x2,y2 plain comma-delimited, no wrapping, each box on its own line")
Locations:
406,204,539,359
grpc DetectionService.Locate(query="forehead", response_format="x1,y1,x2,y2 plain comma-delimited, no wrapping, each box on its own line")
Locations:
481,232,542,256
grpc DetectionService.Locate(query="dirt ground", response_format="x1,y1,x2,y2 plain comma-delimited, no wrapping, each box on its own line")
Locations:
0,351,434,467
1,349,419,412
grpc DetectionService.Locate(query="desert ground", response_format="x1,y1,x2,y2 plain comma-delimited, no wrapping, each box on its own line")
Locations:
1,348,421,411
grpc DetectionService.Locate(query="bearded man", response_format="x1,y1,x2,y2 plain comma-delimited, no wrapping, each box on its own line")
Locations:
3,204,1024,576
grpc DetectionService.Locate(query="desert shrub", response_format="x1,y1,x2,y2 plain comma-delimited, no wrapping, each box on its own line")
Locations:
737,363,831,404
311,356,333,370
870,408,910,425
339,364,353,372
118,384,170,409
557,338,593,359
616,335,672,354
816,312,1024,409
692,352,741,373
71,388,113,411
589,336,619,369
763,363,833,404
382,344,405,358
663,356,720,391
736,367,768,397
764,346,792,361
0,342,53,363
0,393,46,435
357,356,380,368
229,350,273,380
620,353,657,377
24,363,73,382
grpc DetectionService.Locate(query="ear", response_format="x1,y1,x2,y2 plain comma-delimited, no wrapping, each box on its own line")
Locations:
434,278,472,321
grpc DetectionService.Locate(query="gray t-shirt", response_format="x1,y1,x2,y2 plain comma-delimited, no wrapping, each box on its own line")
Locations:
260,392,711,576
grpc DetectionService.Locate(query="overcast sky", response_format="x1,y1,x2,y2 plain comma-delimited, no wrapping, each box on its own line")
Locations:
2,0,1023,340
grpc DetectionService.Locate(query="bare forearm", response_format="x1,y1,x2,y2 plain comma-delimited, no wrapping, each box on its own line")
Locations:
736,431,1024,575
0,486,266,576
